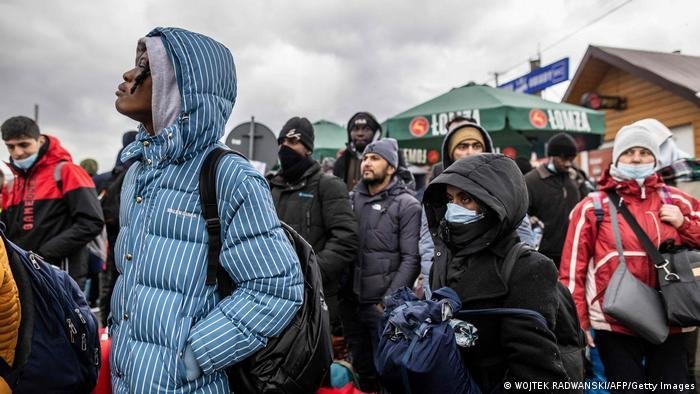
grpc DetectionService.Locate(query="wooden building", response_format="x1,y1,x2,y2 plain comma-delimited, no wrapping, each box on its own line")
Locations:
563,45,700,179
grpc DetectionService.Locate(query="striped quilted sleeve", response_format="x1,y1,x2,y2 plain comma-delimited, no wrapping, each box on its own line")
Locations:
188,169,304,375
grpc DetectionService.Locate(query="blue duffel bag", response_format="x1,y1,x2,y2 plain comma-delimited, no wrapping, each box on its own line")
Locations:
374,287,481,394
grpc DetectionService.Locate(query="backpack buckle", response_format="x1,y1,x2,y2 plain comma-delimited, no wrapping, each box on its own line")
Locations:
205,218,220,233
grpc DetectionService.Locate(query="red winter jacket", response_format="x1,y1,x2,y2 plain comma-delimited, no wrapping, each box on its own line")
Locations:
1,135,104,278
559,169,700,336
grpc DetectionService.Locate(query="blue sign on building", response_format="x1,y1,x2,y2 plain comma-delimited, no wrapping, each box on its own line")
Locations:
498,58,569,94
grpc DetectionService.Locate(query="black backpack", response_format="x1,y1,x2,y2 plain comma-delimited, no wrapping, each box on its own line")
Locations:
199,147,332,393
502,242,586,383
97,166,128,233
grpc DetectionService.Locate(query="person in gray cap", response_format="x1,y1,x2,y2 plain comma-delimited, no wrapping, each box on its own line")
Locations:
268,116,358,352
524,133,588,268
560,120,700,390
339,137,421,392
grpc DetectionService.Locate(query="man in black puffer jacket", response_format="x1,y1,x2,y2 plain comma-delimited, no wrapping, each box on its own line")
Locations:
423,154,571,392
341,138,421,392
268,117,358,336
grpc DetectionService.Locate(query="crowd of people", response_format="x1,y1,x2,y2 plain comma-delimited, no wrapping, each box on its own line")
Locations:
0,27,698,394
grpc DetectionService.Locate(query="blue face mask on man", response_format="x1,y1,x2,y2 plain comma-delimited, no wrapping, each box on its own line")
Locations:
13,153,38,170
615,162,655,180
445,203,483,224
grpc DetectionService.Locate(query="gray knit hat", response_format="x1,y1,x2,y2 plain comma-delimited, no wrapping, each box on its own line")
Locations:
612,122,661,166
363,138,399,168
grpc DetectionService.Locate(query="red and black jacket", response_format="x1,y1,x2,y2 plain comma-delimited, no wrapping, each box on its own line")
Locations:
1,135,104,277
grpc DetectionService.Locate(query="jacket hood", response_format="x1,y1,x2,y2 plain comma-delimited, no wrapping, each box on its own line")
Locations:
441,122,494,168
8,135,72,175
121,27,237,165
345,112,382,154
423,154,527,247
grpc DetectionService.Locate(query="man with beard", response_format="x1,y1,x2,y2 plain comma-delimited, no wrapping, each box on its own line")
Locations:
340,138,421,392
333,112,382,192
268,116,358,347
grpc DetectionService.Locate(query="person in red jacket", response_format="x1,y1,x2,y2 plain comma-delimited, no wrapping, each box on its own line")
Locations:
560,121,700,391
1,116,104,288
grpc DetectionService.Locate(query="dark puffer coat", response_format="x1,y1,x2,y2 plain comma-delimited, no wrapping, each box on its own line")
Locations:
424,154,568,392
351,178,421,304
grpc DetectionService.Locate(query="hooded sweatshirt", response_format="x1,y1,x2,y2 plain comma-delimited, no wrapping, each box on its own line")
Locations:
420,123,531,296
423,154,567,391
110,28,302,394
332,120,381,192
429,121,494,181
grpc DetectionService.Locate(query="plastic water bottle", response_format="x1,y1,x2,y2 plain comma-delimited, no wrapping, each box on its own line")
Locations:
449,319,478,348
532,225,543,250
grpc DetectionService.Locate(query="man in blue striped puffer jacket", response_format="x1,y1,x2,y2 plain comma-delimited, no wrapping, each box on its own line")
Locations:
109,27,303,393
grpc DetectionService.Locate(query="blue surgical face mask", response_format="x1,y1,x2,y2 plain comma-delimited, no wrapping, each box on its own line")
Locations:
13,153,38,170
445,203,484,224
615,162,656,180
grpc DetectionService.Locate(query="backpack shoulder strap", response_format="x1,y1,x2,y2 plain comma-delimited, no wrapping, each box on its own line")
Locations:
590,191,604,225
199,147,246,294
500,241,529,284
658,185,674,204
53,161,68,192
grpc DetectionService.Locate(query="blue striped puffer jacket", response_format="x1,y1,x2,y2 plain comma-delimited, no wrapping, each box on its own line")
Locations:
110,27,303,393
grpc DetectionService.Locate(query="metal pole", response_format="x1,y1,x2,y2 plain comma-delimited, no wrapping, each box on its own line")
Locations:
34,104,39,122
248,116,255,159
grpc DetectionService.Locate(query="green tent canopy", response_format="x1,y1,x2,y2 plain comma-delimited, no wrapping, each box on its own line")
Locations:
311,120,346,161
384,83,605,165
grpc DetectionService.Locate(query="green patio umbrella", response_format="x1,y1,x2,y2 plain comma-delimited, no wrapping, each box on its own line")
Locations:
311,119,346,161
384,83,605,165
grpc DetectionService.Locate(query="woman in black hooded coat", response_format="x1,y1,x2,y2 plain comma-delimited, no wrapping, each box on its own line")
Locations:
423,153,569,392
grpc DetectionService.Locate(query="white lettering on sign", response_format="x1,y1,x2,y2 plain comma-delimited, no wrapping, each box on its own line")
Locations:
547,110,591,132
430,109,481,136
529,71,554,88
402,148,427,165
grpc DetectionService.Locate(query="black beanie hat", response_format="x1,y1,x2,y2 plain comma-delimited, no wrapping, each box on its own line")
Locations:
278,117,314,151
546,133,577,157
347,112,381,134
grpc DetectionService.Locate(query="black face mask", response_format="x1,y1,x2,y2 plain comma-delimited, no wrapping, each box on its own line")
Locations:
278,145,315,182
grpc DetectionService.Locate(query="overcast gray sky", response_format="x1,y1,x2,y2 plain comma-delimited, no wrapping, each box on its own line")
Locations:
1,0,698,173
